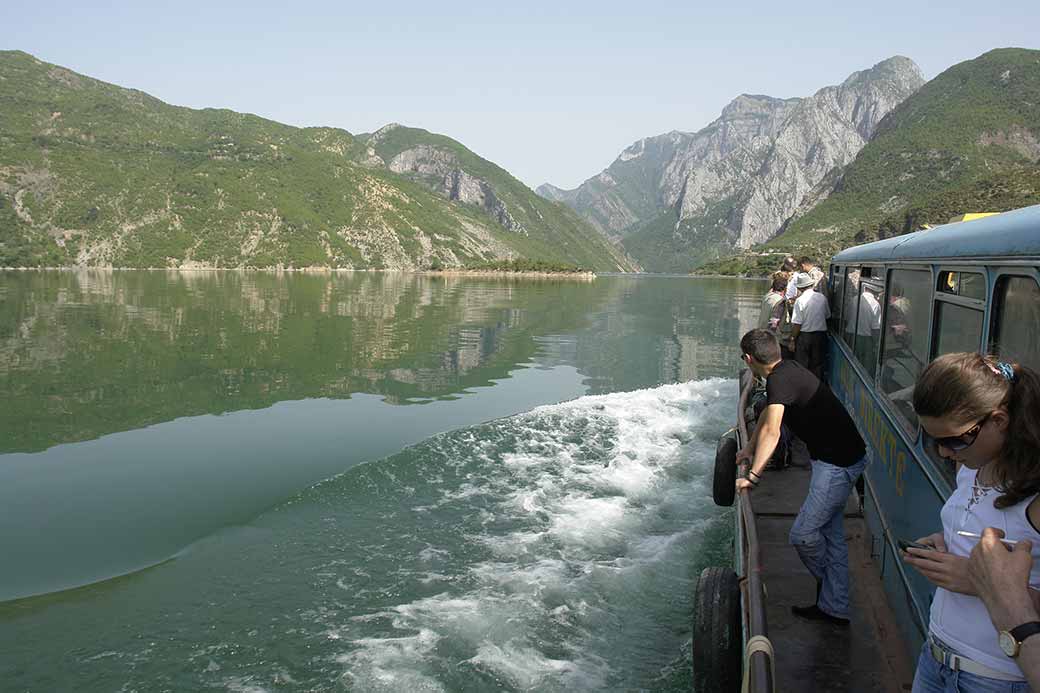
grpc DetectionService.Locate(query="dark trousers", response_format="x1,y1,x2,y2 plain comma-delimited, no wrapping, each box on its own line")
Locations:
795,331,827,380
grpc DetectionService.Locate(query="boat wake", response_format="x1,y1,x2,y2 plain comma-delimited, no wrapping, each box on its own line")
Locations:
2,379,738,693
310,379,737,691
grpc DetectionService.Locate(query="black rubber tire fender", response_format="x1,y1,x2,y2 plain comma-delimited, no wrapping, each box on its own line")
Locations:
692,566,743,693
713,434,738,507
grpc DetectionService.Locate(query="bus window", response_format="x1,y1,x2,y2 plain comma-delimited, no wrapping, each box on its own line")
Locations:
925,297,984,484
933,302,984,357
938,271,986,301
991,275,1040,372
852,282,883,375
829,265,844,331
840,268,860,349
879,269,931,428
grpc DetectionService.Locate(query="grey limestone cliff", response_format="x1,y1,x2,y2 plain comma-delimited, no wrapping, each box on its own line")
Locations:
539,56,925,269
387,143,526,234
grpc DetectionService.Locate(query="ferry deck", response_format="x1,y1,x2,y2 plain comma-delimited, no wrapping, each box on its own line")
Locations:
695,204,1040,692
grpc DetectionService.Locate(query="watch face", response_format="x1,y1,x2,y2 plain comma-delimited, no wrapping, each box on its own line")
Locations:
999,630,1018,657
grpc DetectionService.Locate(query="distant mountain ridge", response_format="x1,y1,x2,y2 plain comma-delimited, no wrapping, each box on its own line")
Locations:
539,56,925,271
0,51,636,271
698,47,1040,276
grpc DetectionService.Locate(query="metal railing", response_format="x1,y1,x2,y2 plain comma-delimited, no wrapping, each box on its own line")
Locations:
735,371,774,693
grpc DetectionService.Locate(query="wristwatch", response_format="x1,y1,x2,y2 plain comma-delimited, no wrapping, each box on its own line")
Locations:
998,622,1040,657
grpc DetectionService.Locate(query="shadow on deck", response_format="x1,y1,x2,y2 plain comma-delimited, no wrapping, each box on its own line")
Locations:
754,462,914,692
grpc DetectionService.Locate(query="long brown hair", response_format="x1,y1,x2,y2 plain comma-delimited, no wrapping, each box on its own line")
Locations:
913,352,1040,508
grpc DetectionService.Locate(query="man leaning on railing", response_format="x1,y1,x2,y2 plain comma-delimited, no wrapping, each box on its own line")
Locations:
735,328,868,626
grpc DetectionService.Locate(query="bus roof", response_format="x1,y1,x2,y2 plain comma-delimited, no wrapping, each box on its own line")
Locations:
831,203,1040,264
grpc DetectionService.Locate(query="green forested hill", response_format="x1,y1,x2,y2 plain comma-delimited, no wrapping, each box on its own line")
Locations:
0,51,634,270
699,48,1040,275
355,124,636,271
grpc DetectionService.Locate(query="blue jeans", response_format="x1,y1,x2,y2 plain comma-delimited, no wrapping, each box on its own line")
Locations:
789,455,868,619
912,642,1029,692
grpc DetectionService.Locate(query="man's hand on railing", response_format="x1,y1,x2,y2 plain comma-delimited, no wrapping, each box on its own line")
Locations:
735,447,752,465
736,477,755,494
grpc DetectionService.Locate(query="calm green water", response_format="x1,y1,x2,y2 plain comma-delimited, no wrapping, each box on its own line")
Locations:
0,271,763,692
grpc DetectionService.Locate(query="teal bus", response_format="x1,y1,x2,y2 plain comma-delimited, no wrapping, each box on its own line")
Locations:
696,203,1040,692
828,203,1040,658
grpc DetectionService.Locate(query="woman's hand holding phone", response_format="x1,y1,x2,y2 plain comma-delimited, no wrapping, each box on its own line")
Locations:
907,532,947,552
902,532,975,594
898,538,933,552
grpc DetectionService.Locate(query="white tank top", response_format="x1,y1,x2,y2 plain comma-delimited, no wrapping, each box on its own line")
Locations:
930,464,1040,678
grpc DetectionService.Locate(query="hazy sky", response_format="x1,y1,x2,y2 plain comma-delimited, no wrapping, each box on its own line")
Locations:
4,1,1038,189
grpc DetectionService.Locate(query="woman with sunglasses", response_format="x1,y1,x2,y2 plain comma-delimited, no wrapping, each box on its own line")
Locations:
903,352,1040,692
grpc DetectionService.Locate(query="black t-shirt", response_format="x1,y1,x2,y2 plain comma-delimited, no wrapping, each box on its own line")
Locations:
766,359,866,467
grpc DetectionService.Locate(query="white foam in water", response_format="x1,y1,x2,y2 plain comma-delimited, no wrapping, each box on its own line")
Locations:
549,496,629,550
466,641,577,687
224,678,270,693
338,628,445,693
337,379,735,691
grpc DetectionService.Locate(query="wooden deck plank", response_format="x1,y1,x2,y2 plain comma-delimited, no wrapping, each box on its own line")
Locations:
752,464,914,692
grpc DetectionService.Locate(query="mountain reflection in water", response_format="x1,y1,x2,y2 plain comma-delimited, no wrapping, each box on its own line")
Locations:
0,272,762,604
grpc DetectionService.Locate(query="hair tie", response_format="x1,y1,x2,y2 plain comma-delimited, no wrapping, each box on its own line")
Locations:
997,361,1016,382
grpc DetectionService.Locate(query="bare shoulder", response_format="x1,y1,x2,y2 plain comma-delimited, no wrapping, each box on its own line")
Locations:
1027,495,1040,531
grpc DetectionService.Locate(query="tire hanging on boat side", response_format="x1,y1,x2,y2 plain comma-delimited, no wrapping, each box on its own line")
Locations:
713,433,738,507
692,566,743,692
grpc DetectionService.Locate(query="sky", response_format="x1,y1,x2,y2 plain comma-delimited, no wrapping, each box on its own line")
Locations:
4,1,1039,190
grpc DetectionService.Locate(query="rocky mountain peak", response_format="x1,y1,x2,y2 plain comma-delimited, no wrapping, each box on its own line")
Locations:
719,94,796,119
535,183,573,203
538,56,925,270
843,55,923,88
368,122,404,145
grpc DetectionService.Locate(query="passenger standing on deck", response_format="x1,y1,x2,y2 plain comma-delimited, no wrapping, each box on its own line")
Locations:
735,329,868,625
789,273,830,379
902,352,1040,691
758,272,789,334
782,256,800,304
799,256,829,299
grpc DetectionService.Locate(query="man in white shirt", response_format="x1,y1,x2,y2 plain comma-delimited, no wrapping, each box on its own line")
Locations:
857,289,882,337
851,286,882,369
789,272,831,379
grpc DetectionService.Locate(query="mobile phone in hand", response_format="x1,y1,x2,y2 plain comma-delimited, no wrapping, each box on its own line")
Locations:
898,538,935,552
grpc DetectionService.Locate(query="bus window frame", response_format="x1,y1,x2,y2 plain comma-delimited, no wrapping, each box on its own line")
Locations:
838,265,866,353
832,262,958,499
832,264,890,382
929,265,988,361
936,268,987,302
876,264,934,441
987,266,1040,359
918,265,989,489
829,264,844,329
854,277,885,380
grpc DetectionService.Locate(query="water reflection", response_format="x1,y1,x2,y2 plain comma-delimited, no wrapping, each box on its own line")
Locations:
0,272,601,453
1,271,763,455
0,271,764,601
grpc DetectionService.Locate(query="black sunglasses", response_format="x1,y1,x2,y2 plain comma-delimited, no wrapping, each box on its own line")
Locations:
926,412,992,452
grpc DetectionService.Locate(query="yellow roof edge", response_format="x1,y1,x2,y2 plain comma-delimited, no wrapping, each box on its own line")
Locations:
947,212,1000,223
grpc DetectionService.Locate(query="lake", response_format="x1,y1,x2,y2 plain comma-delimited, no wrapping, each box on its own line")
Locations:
0,271,764,691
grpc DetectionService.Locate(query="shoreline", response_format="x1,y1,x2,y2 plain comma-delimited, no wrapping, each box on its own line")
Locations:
0,266,768,280
0,266,599,278
420,269,597,279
